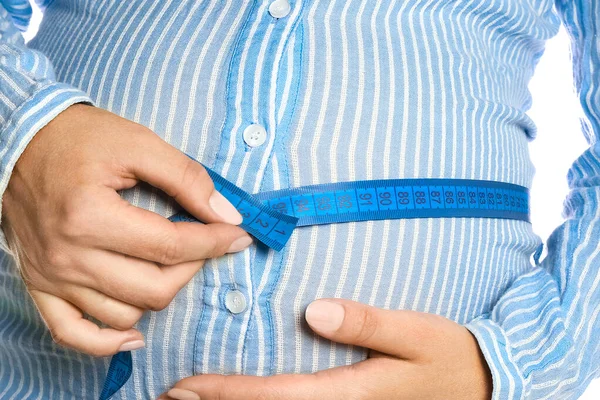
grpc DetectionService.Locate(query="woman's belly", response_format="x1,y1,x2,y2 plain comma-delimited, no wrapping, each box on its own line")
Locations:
173,215,540,368
14,0,552,396
0,216,539,399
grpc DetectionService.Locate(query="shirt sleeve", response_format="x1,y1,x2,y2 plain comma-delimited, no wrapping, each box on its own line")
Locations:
465,1,600,399
0,0,92,252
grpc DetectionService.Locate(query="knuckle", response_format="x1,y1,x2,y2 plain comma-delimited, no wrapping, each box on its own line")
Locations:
352,308,379,346
173,160,208,200
303,374,324,399
44,248,81,284
307,373,339,400
146,298,168,312
91,291,111,308
128,124,155,143
211,374,230,400
179,160,199,189
145,286,175,311
202,227,221,257
44,246,70,270
113,308,143,330
414,313,444,343
48,324,69,347
60,189,94,239
253,380,275,400
340,367,368,400
255,389,273,400
156,231,183,265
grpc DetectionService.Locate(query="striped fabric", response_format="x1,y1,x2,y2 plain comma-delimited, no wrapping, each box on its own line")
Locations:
0,0,598,399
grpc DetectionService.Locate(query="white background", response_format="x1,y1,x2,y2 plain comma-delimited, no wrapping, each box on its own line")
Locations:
526,27,600,399
23,7,599,399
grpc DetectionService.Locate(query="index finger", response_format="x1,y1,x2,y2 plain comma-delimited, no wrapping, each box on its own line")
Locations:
305,299,447,359
84,191,251,265
161,371,338,400
123,132,241,225
159,358,401,400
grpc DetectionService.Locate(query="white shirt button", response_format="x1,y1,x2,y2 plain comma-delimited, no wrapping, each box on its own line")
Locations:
268,0,291,19
225,290,247,314
243,124,267,147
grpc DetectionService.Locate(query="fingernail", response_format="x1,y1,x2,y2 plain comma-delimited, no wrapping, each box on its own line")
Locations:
167,388,200,400
118,340,145,352
209,191,243,225
305,300,345,333
227,235,253,253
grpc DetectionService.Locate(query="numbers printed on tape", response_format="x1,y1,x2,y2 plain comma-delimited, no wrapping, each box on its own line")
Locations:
254,178,529,228
173,173,530,249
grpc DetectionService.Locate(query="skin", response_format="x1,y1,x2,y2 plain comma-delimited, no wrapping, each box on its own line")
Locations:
160,299,493,400
1,104,252,357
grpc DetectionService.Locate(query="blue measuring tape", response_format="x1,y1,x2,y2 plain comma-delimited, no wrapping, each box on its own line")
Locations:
99,163,529,399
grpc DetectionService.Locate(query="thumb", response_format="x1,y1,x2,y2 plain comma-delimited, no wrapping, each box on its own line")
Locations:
124,130,242,225
305,299,443,359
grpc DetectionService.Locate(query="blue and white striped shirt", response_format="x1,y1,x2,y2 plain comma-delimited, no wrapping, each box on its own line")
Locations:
1,0,599,399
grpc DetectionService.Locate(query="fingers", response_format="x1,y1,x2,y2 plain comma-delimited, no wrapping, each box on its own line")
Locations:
29,289,144,357
89,197,251,264
59,284,144,331
124,132,242,225
158,364,367,400
76,250,208,311
159,358,410,400
304,299,446,359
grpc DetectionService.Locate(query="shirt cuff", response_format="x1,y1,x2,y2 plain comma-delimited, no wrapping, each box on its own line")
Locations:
465,317,528,400
0,82,93,253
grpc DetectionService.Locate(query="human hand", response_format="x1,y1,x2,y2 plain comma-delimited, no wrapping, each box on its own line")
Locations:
160,299,492,400
2,104,252,357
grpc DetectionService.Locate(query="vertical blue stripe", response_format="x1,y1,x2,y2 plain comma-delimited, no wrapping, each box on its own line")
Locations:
0,0,599,398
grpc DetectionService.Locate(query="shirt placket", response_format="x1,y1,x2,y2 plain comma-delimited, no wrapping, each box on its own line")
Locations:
193,0,303,376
